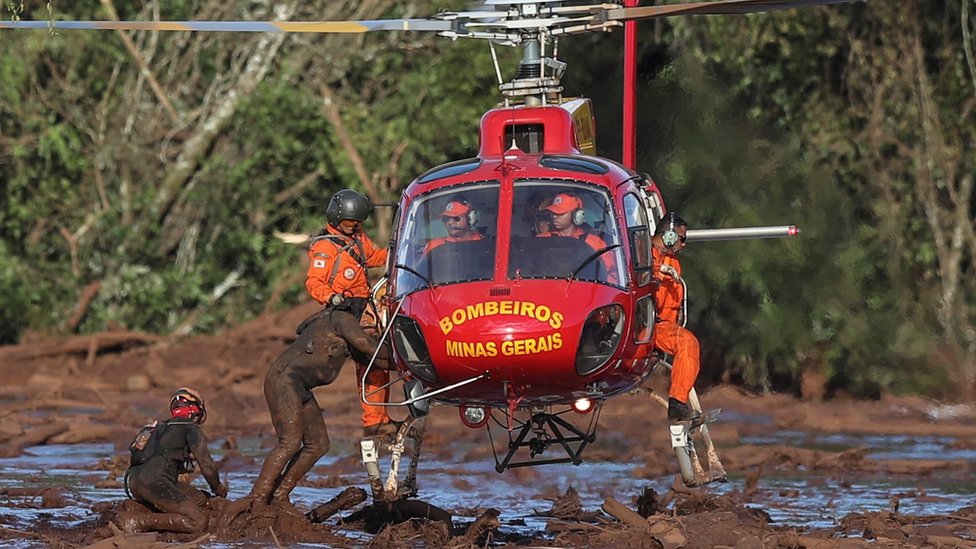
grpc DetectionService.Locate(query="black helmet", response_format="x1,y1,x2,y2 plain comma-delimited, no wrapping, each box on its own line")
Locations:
326,189,371,227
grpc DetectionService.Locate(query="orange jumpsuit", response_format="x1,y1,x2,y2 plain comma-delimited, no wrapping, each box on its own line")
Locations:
306,224,391,428
423,232,483,254
652,247,700,404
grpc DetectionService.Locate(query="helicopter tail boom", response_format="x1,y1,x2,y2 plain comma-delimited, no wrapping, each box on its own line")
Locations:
685,225,799,242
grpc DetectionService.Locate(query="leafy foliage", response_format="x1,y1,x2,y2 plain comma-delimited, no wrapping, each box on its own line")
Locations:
0,1,972,397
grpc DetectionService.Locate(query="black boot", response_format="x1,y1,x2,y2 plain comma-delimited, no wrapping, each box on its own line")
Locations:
667,398,700,422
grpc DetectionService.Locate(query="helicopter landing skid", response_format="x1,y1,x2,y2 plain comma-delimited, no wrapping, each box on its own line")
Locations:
657,387,727,487
360,416,427,502
488,406,601,473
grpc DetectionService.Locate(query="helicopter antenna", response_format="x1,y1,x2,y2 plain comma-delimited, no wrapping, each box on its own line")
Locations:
489,41,505,88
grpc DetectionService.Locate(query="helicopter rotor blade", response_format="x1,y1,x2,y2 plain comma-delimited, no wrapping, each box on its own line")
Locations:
0,19,454,33
606,0,859,22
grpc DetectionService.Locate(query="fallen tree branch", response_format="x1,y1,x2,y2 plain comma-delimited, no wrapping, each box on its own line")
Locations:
0,422,70,457
601,497,648,530
65,281,102,334
0,331,160,362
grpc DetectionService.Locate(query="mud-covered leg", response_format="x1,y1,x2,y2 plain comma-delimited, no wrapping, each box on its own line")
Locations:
122,484,210,534
249,369,306,504
403,418,427,498
272,398,331,503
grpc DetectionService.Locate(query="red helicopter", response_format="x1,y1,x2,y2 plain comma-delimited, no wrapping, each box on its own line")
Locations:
2,0,851,491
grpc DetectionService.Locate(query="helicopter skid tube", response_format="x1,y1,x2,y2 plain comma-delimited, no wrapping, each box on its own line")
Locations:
668,388,727,487
489,407,601,473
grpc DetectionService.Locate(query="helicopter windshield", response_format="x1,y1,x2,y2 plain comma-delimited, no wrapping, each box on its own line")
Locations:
394,183,499,297
509,182,625,287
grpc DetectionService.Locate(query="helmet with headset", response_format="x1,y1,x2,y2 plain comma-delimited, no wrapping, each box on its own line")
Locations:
440,199,479,227
545,193,585,226
170,387,207,424
657,211,687,249
326,189,372,227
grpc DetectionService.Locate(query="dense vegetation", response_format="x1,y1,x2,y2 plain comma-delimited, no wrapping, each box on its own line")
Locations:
2,1,973,399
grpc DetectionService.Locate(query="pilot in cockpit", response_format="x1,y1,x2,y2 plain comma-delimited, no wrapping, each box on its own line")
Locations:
424,198,483,254
537,192,618,284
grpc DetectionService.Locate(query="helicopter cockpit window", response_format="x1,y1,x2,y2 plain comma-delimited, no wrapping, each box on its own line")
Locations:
505,124,544,154
623,193,653,287
394,183,499,297
509,182,626,288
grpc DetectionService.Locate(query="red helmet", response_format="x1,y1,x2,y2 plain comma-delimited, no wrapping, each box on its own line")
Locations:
170,387,207,424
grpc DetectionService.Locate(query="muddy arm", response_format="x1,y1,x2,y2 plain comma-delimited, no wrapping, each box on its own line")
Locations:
187,428,226,497
334,313,392,369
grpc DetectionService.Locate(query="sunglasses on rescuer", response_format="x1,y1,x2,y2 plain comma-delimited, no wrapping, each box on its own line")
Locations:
441,215,464,222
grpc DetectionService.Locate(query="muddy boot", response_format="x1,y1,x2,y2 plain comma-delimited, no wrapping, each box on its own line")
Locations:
362,420,401,442
667,398,700,423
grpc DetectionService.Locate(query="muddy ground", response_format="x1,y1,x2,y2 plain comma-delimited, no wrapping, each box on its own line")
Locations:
0,301,974,548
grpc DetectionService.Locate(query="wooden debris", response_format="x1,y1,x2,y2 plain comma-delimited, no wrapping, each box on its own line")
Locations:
307,486,368,523
0,421,69,457
601,496,649,530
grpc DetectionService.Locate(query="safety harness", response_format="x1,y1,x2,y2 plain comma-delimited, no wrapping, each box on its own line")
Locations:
310,231,368,287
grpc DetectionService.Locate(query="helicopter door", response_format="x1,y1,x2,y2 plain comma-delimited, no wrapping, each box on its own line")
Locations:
622,192,654,285
622,192,656,344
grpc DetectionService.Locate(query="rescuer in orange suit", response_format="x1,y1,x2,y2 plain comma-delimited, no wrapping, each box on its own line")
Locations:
542,192,618,284
306,188,395,438
651,211,701,423
424,198,483,254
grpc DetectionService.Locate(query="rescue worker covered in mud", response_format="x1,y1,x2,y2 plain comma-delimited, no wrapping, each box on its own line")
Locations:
539,192,619,284
120,388,226,534
247,300,392,506
305,188,395,438
651,211,701,422
424,198,483,254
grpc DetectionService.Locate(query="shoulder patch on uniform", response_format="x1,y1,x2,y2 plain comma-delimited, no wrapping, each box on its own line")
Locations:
313,259,326,268
343,267,356,280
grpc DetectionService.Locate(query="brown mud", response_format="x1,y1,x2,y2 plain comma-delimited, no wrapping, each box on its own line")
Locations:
0,301,974,547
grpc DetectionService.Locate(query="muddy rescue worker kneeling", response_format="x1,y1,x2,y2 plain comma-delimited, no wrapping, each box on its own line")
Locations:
248,305,392,505
120,388,226,534
651,211,701,423
305,189,395,439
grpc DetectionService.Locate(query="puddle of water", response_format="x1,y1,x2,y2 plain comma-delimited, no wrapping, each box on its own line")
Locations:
0,427,971,548
741,430,976,461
